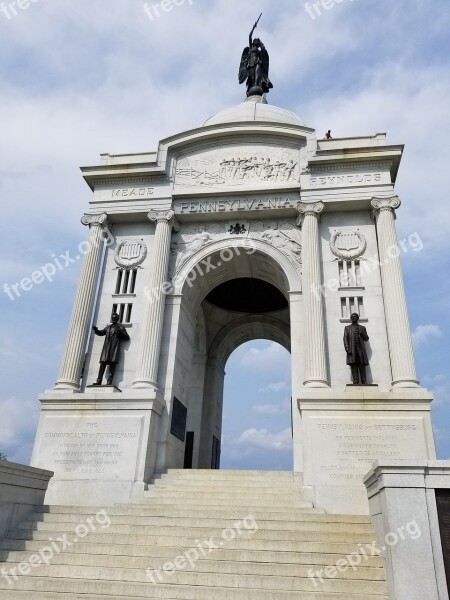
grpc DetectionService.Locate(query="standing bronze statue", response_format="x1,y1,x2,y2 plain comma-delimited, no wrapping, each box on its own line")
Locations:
344,313,370,385
92,313,130,386
239,14,273,97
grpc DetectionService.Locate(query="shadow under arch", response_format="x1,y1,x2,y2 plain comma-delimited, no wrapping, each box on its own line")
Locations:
173,237,301,313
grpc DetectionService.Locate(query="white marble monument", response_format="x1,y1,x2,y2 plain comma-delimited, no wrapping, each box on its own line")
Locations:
31,96,436,511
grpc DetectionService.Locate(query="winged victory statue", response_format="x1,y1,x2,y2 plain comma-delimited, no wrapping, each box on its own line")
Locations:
239,14,273,97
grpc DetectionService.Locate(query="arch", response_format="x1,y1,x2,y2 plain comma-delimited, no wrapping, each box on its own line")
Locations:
173,237,301,312
209,314,290,368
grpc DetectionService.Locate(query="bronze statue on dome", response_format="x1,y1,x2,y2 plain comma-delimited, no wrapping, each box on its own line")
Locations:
239,14,273,97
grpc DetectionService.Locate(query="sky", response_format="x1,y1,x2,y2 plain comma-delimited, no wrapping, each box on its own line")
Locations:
0,0,449,469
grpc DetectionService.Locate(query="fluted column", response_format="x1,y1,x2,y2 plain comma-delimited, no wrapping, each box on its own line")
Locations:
54,213,109,390
297,202,329,387
371,196,419,387
133,210,178,389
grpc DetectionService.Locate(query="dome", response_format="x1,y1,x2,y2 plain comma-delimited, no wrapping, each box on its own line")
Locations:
203,98,305,127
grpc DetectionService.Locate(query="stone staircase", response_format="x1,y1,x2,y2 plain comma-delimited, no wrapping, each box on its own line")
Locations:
0,469,389,599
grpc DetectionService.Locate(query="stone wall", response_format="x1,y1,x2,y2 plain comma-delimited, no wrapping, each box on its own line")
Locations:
0,461,53,539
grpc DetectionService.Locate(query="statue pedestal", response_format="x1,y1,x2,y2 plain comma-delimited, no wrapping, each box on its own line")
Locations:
86,385,122,393
30,390,164,506
298,387,436,514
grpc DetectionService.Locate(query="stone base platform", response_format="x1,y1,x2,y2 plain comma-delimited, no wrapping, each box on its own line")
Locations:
30,390,165,506
298,387,436,514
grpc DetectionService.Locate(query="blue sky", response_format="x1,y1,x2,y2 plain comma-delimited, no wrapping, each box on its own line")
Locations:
0,0,449,468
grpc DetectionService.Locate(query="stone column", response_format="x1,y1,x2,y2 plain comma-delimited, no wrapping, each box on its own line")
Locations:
297,202,328,387
133,210,178,389
371,196,419,387
54,213,109,391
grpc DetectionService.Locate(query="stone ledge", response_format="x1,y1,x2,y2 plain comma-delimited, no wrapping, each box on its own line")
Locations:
0,461,53,487
38,390,165,414
364,460,450,491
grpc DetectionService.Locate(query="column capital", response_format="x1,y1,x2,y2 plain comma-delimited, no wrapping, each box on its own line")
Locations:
371,196,401,215
81,212,110,228
296,202,325,227
148,210,180,232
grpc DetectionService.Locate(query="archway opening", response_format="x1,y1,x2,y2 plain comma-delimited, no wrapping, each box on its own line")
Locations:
220,340,293,471
174,242,299,472
206,278,288,313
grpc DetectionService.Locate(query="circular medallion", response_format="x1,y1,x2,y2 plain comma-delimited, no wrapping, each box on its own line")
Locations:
330,230,367,260
114,239,147,269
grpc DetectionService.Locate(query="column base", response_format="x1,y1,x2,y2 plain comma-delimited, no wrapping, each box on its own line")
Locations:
53,381,81,392
132,380,159,391
392,379,420,388
303,380,330,388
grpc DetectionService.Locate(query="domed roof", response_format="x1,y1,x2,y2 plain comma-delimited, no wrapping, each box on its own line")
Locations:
203,99,304,127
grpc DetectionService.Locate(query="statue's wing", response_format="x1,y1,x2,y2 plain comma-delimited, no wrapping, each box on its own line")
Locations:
260,45,270,77
238,47,250,84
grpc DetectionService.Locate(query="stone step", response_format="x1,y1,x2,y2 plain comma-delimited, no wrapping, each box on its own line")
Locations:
0,587,390,600
0,573,389,596
139,496,312,508
0,470,387,599
14,521,376,544
25,514,374,533
161,470,296,478
0,562,389,594
150,484,302,494
144,488,304,497
0,540,384,566
6,530,380,553
0,550,385,573
36,505,357,521
152,478,300,489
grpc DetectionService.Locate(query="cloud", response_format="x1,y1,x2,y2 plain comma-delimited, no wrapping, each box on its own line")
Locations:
422,374,450,406
253,398,291,416
234,428,292,452
412,325,443,347
239,343,290,372
432,385,450,407
2,0,450,467
259,381,290,393
0,397,39,464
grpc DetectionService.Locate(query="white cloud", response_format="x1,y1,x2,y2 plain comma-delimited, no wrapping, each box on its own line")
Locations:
0,397,39,464
412,325,443,347
259,381,290,393
234,428,292,452
2,1,450,466
432,385,450,407
253,398,291,416
422,375,450,406
239,343,290,372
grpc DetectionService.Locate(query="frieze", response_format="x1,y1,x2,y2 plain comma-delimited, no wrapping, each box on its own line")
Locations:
169,220,302,280
175,146,303,188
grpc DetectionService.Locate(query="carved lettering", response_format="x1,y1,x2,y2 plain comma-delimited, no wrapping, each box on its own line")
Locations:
309,173,383,188
111,187,154,198
174,197,299,215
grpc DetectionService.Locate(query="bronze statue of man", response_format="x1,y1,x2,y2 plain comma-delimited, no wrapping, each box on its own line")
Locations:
92,313,130,386
344,313,369,385
239,14,273,96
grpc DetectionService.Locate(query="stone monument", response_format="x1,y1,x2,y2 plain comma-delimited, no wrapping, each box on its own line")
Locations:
30,34,436,514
